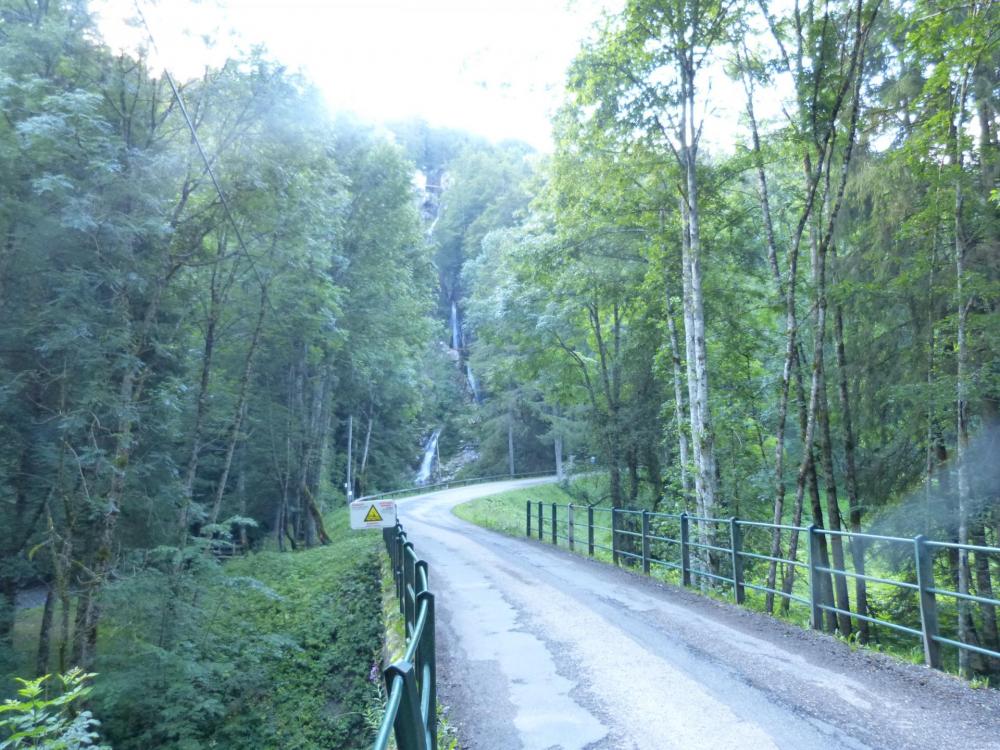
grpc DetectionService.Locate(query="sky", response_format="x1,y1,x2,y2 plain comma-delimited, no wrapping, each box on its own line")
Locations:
91,0,619,151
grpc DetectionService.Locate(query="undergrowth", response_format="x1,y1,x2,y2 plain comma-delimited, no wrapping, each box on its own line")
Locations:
5,508,385,750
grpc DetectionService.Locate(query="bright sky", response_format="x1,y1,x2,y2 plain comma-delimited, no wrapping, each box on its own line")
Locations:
92,0,618,151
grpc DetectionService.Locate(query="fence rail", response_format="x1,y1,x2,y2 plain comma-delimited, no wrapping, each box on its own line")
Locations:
374,523,437,750
359,470,555,505
525,501,1000,675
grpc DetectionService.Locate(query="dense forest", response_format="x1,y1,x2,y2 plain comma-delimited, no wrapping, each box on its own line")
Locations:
0,1,451,745
0,0,998,745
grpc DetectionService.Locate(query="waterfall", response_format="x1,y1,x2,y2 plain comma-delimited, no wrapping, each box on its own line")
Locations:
466,363,481,403
415,428,442,485
450,302,461,351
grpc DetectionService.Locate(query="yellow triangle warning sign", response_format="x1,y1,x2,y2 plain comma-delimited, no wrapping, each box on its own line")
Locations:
364,505,383,523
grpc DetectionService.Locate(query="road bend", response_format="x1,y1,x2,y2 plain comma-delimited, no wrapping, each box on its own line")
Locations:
395,478,1000,750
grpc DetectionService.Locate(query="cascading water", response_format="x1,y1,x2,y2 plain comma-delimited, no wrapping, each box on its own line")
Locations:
415,427,442,485
451,301,461,351
466,363,481,403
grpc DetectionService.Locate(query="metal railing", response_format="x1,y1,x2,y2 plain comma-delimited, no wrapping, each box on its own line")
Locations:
374,523,437,750
525,501,1000,675
358,470,556,505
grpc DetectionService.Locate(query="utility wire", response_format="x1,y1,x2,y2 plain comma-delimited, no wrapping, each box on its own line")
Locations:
133,1,271,301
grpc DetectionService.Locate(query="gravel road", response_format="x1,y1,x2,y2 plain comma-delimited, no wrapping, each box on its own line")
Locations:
396,478,1000,750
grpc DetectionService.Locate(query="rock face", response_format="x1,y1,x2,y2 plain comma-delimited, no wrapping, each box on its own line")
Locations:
417,167,445,233
438,444,480,482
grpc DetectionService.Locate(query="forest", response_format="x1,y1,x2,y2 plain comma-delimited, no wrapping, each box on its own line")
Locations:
0,0,998,746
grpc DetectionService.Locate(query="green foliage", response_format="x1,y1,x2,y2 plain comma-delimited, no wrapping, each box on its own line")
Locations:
0,0,437,712
90,509,382,750
0,669,109,749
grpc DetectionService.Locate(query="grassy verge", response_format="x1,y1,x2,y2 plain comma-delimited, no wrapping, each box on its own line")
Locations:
5,508,386,750
452,483,573,536
201,509,384,749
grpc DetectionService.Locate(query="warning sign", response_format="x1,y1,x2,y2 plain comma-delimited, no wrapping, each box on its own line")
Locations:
350,499,397,530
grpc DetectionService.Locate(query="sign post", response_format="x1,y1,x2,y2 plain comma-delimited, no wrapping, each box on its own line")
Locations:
350,499,397,530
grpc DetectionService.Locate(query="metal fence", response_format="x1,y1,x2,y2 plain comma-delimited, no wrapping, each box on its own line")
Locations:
357,470,555,506
526,501,1000,674
374,523,437,750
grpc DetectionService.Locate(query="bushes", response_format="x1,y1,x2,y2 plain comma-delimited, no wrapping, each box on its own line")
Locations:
89,511,383,750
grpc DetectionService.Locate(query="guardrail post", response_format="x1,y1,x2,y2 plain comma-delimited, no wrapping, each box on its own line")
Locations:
416,590,437,750
403,542,415,633
551,503,557,545
680,512,691,587
587,506,595,556
611,508,619,566
914,535,943,669
537,501,543,541
642,510,651,575
807,525,822,630
396,530,405,614
383,661,428,750
526,500,531,538
730,518,744,604
568,505,575,551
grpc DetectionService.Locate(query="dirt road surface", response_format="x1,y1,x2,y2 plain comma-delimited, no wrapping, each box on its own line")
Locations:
396,478,1000,750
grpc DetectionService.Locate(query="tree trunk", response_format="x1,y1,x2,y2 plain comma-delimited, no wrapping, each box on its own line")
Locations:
971,522,999,663
679,195,709,566
554,434,563,480
665,291,691,504
359,412,374,492
834,301,869,642
236,440,248,549
507,414,515,477
628,448,640,506
208,287,267,525
35,586,54,676
302,486,331,545
179,263,222,535
781,345,825,617
684,130,719,562
817,366,852,635
954,69,973,678
0,577,15,653
346,414,354,501
74,262,176,667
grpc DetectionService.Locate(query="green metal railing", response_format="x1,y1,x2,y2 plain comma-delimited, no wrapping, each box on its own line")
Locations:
374,523,437,750
358,470,555,506
526,501,1000,674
